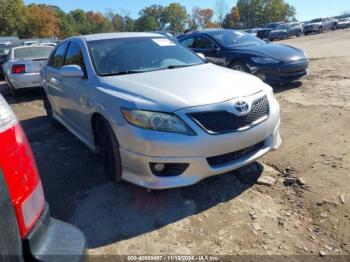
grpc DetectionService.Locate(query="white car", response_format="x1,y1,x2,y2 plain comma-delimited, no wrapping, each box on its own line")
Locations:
3,45,54,95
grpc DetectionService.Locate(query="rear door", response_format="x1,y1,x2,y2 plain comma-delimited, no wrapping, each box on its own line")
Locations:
0,169,23,261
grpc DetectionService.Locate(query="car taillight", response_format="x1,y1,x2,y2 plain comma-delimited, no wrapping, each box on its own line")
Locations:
12,64,26,74
0,95,45,238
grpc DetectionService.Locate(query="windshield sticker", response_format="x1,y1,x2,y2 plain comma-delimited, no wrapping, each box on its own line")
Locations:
152,38,175,46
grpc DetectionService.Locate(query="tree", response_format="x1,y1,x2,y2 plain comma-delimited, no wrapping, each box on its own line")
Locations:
0,0,28,36
70,9,91,35
137,5,166,30
23,4,59,38
222,6,241,29
215,0,229,26
164,3,188,32
237,0,296,28
136,16,159,31
192,7,214,29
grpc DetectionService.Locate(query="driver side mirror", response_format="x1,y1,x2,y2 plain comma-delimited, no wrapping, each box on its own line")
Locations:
61,65,84,78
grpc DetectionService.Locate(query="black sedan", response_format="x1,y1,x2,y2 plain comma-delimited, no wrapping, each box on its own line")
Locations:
178,29,309,85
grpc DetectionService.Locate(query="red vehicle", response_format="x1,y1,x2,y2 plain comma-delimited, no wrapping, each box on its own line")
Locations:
0,94,86,261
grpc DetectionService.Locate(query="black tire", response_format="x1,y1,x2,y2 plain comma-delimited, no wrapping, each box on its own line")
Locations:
319,27,324,33
96,118,122,182
42,92,60,128
5,75,18,97
332,24,337,31
297,31,302,37
304,32,309,36
230,61,249,73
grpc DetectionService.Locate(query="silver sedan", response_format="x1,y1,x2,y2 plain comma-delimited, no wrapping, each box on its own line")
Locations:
41,32,282,189
3,45,53,95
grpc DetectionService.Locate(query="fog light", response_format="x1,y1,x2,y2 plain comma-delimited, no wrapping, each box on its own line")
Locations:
154,163,166,172
150,163,189,177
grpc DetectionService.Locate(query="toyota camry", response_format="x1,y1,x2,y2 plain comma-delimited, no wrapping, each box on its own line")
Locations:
41,32,282,189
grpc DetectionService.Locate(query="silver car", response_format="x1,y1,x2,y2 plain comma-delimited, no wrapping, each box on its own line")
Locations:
3,46,54,94
41,33,282,189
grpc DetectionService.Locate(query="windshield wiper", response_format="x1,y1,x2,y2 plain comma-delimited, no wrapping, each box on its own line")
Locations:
100,70,147,76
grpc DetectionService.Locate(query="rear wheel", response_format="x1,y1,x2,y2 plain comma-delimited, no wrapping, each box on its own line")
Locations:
96,118,122,182
230,61,249,73
42,92,60,128
5,75,18,97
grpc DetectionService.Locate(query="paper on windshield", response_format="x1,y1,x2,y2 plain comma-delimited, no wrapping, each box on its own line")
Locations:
152,38,175,47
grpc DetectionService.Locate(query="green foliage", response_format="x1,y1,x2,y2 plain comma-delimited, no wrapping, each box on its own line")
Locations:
164,3,188,32
0,0,298,38
237,0,296,28
0,0,28,36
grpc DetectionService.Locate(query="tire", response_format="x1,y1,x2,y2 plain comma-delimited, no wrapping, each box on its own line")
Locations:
42,92,60,128
332,24,337,31
5,75,18,97
297,31,302,37
96,118,122,182
230,61,249,73
304,32,309,36
319,27,324,33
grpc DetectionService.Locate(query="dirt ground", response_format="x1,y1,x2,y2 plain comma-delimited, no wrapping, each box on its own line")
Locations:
1,29,349,258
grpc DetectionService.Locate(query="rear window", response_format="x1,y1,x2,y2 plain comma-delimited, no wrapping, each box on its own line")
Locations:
13,47,53,60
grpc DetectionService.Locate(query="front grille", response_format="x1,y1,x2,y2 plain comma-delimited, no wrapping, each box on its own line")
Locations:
189,96,269,135
207,141,265,167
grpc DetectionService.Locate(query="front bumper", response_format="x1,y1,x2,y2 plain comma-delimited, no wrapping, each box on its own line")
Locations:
249,59,308,84
114,92,281,189
7,72,41,90
24,203,87,261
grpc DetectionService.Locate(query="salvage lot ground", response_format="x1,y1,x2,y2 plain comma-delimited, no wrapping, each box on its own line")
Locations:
1,29,349,256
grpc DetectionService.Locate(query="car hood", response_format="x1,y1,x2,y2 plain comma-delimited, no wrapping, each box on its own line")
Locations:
230,43,304,63
98,63,267,112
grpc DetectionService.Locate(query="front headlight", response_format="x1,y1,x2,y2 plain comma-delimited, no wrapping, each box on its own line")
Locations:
302,50,308,58
121,109,195,135
251,57,279,64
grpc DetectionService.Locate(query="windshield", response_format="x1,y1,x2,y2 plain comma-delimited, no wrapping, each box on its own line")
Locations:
0,47,11,56
207,30,265,48
276,24,289,29
265,23,280,29
310,18,322,23
13,46,53,59
88,37,204,76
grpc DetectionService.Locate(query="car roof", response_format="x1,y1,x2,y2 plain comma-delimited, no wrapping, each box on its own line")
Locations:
73,32,164,42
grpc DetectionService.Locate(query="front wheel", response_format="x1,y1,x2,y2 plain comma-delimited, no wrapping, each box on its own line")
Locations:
297,31,302,37
97,118,122,182
319,27,324,33
230,61,249,73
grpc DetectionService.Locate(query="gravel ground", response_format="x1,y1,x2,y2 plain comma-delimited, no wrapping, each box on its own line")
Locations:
1,28,349,258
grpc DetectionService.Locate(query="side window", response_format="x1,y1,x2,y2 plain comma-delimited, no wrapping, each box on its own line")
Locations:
64,42,86,75
194,37,213,49
49,42,68,68
181,38,194,48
